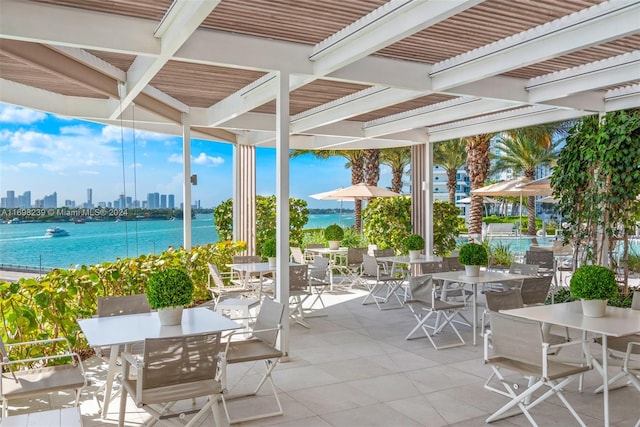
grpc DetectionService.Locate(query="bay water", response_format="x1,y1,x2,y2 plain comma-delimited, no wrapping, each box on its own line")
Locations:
0,213,354,269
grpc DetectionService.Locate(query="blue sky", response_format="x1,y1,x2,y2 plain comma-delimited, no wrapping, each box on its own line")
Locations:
0,103,394,209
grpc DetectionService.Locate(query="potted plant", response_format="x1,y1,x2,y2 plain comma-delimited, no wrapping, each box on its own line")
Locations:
262,237,277,267
458,242,488,276
146,268,194,326
402,233,425,261
324,224,344,250
570,264,618,317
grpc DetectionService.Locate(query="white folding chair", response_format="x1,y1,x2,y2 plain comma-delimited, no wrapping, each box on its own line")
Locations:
207,262,253,308
288,264,312,327
360,254,405,310
333,247,367,288
308,255,331,309
290,246,305,264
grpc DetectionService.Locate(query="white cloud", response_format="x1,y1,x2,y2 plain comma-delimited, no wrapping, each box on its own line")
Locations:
168,153,182,164
79,170,100,175
193,152,224,166
130,162,143,169
17,162,38,168
0,105,46,124
59,125,94,136
0,162,19,172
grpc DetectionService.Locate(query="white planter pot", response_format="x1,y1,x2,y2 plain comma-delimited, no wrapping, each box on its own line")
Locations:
328,240,340,250
409,250,421,261
157,306,183,326
268,257,277,268
464,265,480,277
581,299,608,318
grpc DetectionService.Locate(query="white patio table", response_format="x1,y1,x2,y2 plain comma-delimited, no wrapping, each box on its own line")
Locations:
376,255,443,277
430,270,534,345
227,262,300,297
503,301,640,427
78,307,240,418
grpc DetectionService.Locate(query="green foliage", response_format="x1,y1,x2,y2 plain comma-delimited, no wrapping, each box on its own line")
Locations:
213,196,310,255
262,237,277,258
458,243,489,266
146,268,194,309
570,265,618,300
627,254,640,273
0,241,245,361
433,201,462,256
489,240,513,266
324,224,344,241
402,234,424,251
362,196,412,250
341,228,369,248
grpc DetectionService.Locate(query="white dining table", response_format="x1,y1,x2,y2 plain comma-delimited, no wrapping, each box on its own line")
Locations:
377,255,443,277
227,262,300,296
503,301,640,427
430,270,534,345
78,307,240,418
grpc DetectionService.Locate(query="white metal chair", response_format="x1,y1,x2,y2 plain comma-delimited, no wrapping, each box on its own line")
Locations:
219,298,285,424
1,335,87,418
405,274,466,350
308,255,331,309
360,254,405,310
290,246,305,264
483,312,591,426
230,255,265,290
208,262,253,308
288,264,312,327
118,332,224,427
304,243,325,263
333,247,367,288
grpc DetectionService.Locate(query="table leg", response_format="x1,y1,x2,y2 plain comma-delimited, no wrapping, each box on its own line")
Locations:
472,284,477,346
602,334,609,427
101,344,119,418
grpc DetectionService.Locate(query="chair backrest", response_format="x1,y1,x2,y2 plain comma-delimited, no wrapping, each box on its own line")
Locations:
347,247,367,266
97,294,151,317
367,244,378,256
208,263,226,289
233,255,261,264
508,262,539,276
253,298,285,346
373,248,395,258
485,290,524,312
552,240,573,256
419,261,444,275
408,275,434,305
525,250,554,270
520,276,553,305
141,332,220,392
309,256,330,281
290,247,305,264
489,313,543,371
289,264,309,292
305,243,325,250
443,256,464,271
361,254,380,276
632,291,640,310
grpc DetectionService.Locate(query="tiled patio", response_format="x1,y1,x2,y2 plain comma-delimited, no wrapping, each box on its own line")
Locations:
4,286,639,426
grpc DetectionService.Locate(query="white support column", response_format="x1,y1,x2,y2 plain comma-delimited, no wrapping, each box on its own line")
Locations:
232,136,257,255
425,140,434,255
182,113,192,250
275,70,291,356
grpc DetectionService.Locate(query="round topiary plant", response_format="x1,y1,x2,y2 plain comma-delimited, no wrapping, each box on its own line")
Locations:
458,242,488,266
262,237,277,259
402,234,425,252
570,265,618,301
146,268,194,309
324,224,344,241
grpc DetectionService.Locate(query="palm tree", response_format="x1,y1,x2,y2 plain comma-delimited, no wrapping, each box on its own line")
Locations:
363,149,380,186
492,126,563,235
380,148,411,193
465,133,494,235
433,139,467,204
290,149,365,231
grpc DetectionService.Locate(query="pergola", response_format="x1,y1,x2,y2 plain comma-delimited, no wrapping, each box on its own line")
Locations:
2,0,639,351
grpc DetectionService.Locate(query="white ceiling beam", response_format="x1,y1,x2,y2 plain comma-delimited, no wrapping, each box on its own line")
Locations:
430,0,640,90
310,0,482,76
427,106,592,142
363,98,518,138
290,86,424,133
111,0,220,119
604,84,640,111
527,50,640,102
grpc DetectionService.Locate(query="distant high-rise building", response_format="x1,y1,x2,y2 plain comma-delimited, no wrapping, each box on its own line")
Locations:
125,196,132,208
43,192,57,208
18,191,31,208
65,200,75,208
86,188,93,208
160,194,167,209
5,191,15,208
146,193,155,209
153,193,160,210
168,194,175,209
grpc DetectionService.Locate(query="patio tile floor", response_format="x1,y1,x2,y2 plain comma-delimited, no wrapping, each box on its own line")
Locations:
4,284,639,426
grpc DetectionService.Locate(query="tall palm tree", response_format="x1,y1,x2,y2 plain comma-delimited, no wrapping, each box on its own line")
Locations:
492,127,562,235
465,134,494,235
363,149,380,186
290,149,365,230
380,147,411,193
433,139,467,204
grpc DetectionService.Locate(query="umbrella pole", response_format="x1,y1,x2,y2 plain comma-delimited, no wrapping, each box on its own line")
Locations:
519,193,523,257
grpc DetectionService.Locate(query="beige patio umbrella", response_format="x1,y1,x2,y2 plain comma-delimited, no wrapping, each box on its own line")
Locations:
310,183,401,201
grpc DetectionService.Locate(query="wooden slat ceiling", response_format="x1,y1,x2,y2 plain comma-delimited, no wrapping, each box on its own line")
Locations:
350,94,457,123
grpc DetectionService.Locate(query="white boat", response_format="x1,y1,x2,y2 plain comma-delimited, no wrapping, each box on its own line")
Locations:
7,217,22,224
44,227,70,238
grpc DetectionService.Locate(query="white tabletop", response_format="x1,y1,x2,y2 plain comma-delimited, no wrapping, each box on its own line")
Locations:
78,307,241,347
503,301,640,337
431,270,533,284
227,262,300,274
377,255,443,264
305,247,348,255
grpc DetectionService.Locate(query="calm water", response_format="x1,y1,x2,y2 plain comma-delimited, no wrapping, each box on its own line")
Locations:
0,213,354,269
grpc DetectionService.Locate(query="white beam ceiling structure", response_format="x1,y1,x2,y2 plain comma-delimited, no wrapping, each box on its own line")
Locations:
0,0,638,147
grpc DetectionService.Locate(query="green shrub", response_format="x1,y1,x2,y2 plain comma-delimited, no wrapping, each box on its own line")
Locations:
458,243,488,266
433,201,462,256
489,241,513,266
324,224,344,241
570,265,618,300
402,234,425,252
146,268,194,309
262,237,277,258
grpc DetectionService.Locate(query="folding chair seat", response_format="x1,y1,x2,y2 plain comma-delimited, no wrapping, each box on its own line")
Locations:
308,255,331,309
405,275,466,350
208,263,253,308
118,332,224,427
333,247,367,288
1,335,88,418
483,313,591,425
219,298,285,424
288,264,312,327
360,254,405,310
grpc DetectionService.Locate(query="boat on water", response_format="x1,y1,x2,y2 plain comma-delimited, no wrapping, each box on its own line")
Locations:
7,217,22,224
44,227,70,238
73,218,86,224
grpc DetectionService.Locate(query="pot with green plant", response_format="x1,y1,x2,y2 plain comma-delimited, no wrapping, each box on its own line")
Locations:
458,242,488,276
402,233,425,261
570,264,618,317
146,267,194,326
324,224,344,250
262,237,277,268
